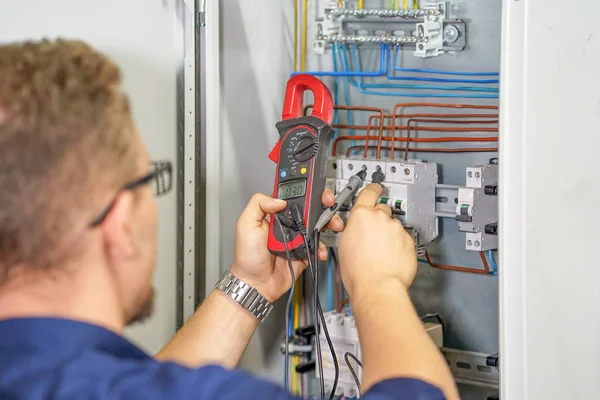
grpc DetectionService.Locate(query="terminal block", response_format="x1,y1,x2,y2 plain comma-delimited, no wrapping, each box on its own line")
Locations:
456,163,499,251
318,311,443,398
414,2,447,58
322,157,438,248
314,1,342,55
314,1,465,57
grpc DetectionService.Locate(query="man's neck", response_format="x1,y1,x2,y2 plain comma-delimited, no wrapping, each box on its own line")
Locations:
0,264,125,334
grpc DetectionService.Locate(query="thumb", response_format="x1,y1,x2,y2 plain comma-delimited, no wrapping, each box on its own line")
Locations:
239,193,287,224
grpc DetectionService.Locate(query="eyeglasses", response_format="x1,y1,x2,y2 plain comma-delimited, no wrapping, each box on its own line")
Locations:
90,160,172,227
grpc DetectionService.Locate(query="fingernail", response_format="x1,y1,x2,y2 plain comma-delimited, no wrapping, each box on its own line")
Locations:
273,198,286,204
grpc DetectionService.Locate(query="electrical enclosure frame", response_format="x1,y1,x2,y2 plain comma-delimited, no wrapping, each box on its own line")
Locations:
180,0,221,326
191,0,600,398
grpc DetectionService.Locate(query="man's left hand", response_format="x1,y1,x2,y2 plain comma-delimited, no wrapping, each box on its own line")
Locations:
229,189,344,303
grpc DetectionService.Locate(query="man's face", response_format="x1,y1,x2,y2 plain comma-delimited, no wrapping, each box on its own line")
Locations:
120,140,159,326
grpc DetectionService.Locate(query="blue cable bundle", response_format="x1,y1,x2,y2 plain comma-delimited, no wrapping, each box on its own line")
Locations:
292,43,500,99
342,44,498,99
391,46,499,83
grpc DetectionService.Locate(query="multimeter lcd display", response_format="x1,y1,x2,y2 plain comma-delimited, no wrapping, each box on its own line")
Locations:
277,179,307,200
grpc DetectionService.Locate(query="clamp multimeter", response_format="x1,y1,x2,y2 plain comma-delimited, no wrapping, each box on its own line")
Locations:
267,74,335,260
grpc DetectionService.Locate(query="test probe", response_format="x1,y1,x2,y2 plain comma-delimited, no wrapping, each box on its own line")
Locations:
314,168,367,231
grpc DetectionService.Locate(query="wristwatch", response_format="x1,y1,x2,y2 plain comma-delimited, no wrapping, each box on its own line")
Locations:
215,270,274,322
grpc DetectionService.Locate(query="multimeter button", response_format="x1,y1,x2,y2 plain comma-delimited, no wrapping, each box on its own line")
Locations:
292,136,317,162
280,170,287,178
300,167,307,175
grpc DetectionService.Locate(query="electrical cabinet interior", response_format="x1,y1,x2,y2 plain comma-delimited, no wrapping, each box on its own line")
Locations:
229,0,502,399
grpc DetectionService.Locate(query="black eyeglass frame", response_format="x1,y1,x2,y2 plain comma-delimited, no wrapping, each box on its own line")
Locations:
90,160,173,227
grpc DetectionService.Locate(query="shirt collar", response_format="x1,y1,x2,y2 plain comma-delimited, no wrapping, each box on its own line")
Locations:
0,317,149,360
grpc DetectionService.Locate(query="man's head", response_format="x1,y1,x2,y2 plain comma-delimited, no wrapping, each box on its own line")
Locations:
0,39,159,326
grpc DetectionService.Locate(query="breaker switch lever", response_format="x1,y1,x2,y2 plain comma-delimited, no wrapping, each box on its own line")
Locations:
455,204,473,223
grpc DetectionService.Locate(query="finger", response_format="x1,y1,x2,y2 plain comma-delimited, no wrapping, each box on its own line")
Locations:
374,203,392,218
321,188,335,208
353,183,383,207
318,241,328,261
392,218,409,232
238,193,287,224
327,214,345,232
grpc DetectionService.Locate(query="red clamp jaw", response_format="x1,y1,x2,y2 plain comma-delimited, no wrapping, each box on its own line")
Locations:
268,74,334,163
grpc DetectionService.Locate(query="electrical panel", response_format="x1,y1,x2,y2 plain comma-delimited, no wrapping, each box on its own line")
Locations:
279,0,501,398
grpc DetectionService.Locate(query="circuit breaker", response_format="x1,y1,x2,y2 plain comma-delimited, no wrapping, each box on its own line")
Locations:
456,163,499,251
323,156,499,255
323,156,438,248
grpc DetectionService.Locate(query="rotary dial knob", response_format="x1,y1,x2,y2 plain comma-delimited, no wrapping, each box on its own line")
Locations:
292,136,318,162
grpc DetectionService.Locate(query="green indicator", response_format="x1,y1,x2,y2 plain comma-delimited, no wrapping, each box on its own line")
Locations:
379,197,389,204
461,204,469,209
394,200,403,210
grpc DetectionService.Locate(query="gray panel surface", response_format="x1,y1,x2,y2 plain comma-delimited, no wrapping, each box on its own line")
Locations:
309,0,501,357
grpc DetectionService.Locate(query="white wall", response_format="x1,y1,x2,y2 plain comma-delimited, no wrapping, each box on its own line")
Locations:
500,0,600,398
0,0,183,353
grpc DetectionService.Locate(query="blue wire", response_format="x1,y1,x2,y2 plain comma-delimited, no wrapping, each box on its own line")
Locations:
347,45,498,93
391,47,500,83
291,43,385,77
395,67,499,76
343,45,499,99
488,250,499,275
285,290,293,388
287,293,294,337
326,253,334,311
355,82,498,92
333,44,355,142
331,44,340,126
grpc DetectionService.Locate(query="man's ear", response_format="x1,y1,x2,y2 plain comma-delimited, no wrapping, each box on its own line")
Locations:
101,191,136,263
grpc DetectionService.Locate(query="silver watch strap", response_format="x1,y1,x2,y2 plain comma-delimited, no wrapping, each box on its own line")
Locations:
215,270,274,322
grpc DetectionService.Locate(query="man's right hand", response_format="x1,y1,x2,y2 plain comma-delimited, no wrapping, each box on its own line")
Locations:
337,183,460,399
338,183,418,298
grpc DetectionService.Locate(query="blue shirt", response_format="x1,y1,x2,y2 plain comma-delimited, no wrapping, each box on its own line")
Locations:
0,318,445,399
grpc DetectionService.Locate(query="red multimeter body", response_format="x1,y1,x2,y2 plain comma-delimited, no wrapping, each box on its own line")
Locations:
267,74,335,260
